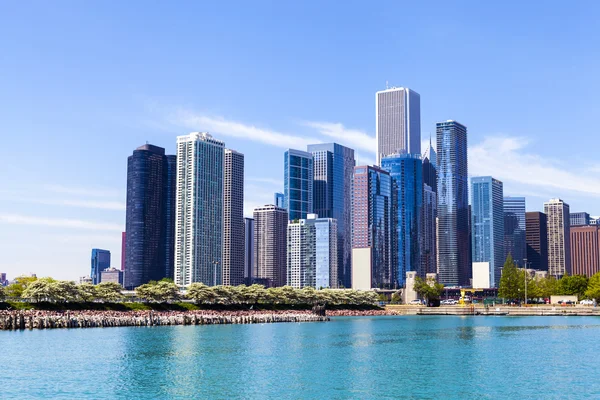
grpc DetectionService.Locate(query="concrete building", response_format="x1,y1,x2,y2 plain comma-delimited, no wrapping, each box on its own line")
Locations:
436,120,469,287
570,212,590,227
472,262,491,288
287,214,338,289
174,132,225,286
253,205,288,287
91,249,111,285
222,149,245,286
351,165,392,289
284,149,313,220
100,268,123,286
79,276,92,285
544,198,571,277
471,177,504,288
570,226,600,277
244,218,254,283
376,87,421,165
526,212,549,271
422,183,437,276
504,197,526,267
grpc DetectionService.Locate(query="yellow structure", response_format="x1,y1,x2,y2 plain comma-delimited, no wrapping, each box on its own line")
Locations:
458,288,478,306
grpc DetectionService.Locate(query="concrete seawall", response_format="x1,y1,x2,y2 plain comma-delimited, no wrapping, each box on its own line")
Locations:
387,305,600,316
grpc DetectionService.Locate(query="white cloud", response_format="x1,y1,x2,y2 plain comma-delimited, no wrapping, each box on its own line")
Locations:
44,184,121,198
247,177,282,187
302,121,375,153
0,214,124,231
1,196,125,210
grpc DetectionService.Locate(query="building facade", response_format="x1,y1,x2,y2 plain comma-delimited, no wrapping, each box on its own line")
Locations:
121,232,126,272
174,132,224,286
307,143,355,288
471,177,504,288
376,87,421,165
222,149,245,286
570,226,600,277
284,149,313,220
100,268,123,286
570,212,590,227
504,197,526,267
253,205,288,287
544,198,571,277
287,214,338,289
91,249,111,285
274,192,285,208
381,153,423,286
436,120,469,286
351,165,392,288
422,183,437,276
525,212,549,271
124,144,176,289
244,217,254,283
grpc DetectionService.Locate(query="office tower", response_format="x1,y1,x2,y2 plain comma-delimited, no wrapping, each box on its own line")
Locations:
174,132,225,286
570,226,600,277
91,249,111,285
422,138,437,192
283,149,313,220
287,214,338,289
526,212,549,271
274,192,285,208
253,205,288,287
124,144,176,289
79,276,93,285
503,197,527,267
591,217,600,226
376,87,421,165
121,232,126,272
570,212,590,226
381,153,423,286
100,268,123,286
351,165,392,289
244,218,254,282
308,143,355,288
471,177,504,288
0,273,6,286
422,183,437,276
436,120,469,286
544,198,571,277
222,149,245,286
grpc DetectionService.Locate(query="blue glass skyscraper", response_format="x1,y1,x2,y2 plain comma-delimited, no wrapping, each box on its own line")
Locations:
381,153,423,287
284,149,313,221
307,143,355,288
504,196,526,267
471,177,504,288
274,192,285,208
91,249,111,285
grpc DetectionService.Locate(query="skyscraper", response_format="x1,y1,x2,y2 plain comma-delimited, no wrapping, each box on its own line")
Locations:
283,149,313,220
526,212,548,271
503,197,526,267
570,212,590,226
223,149,245,286
174,132,225,286
91,249,111,285
351,165,392,289
544,198,571,277
471,177,504,288
307,143,355,288
124,144,176,289
253,205,288,287
244,217,254,283
121,232,126,272
422,183,437,276
570,226,600,277
436,120,469,287
376,87,421,165
287,214,338,289
274,192,285,208
381,153,423,286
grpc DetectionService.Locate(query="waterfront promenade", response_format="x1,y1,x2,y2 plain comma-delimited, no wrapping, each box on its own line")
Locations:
387,304,600,316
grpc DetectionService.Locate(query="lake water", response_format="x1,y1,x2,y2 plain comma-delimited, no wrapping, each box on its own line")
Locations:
3,316,600,399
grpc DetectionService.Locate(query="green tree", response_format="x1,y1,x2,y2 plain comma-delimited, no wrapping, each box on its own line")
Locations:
50,281,79,302
0,285,5,301
136,281,180,302
186,283,216,304
557,274,588,299
536,275,558,299
498,255,524,300
584,272,600,301
96,282,124,302
5,275,38,298
413,276,444,302
77,284,98,302
22,279,53,302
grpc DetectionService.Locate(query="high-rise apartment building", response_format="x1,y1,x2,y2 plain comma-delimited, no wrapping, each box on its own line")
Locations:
284,149,313,220
100,268,123,286
174,132,225,286
253,205,288,287
544,198,571,277
222,149,245,286
91,249,111,285
570,226,600,277
504,197,527,267
244,217,254,282
570,212,590,227
274,192,285,208
287,214,338,289
121,232,126,272
351,165,392,289
382,153,423,285
471,177,504,288
436,120,469,286
526,212,548,271
376,87,421,165
124,144,176,289
422,183,437,276
307,143,355,288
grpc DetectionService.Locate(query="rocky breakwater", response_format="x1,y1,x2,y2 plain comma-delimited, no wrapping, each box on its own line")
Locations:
0,310,329,331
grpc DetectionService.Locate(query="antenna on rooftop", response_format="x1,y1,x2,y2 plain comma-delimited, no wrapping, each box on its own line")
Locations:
386,80,389,89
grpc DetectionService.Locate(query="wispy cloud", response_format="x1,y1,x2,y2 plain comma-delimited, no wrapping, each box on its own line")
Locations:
2,197,125,211
247,177,282,186
0,214,124,231
302,121,375,153
170,110,321,149
44,184,121,198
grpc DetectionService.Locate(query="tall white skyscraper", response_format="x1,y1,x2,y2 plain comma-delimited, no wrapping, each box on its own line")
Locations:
223,149,245,286
544,198,571,277
376,87,421,165
174,132,225,286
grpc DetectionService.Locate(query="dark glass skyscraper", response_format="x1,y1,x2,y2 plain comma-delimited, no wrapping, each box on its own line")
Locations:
307,143,355,288
437,120,469,287
570,212,590,227
284,149,313,221
91,248,111,285
504,197,526,267
124,144,176,289
382,153,423,286
526,212,548,271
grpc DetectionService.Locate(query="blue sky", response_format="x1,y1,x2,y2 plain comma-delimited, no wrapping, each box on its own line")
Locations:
1,1,599,280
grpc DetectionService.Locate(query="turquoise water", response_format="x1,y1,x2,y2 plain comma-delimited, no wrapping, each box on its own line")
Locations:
3,316,600,399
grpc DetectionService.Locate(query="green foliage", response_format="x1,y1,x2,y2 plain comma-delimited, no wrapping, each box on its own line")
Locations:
556,274,588,299
391,291,402,304
0,286,4,301
96,282,124,302
77,284,98,302
136,280,180,302
536,275,558,299
584,272,600,301
498,255,524,300
5,276,38,298
413,276,444,301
